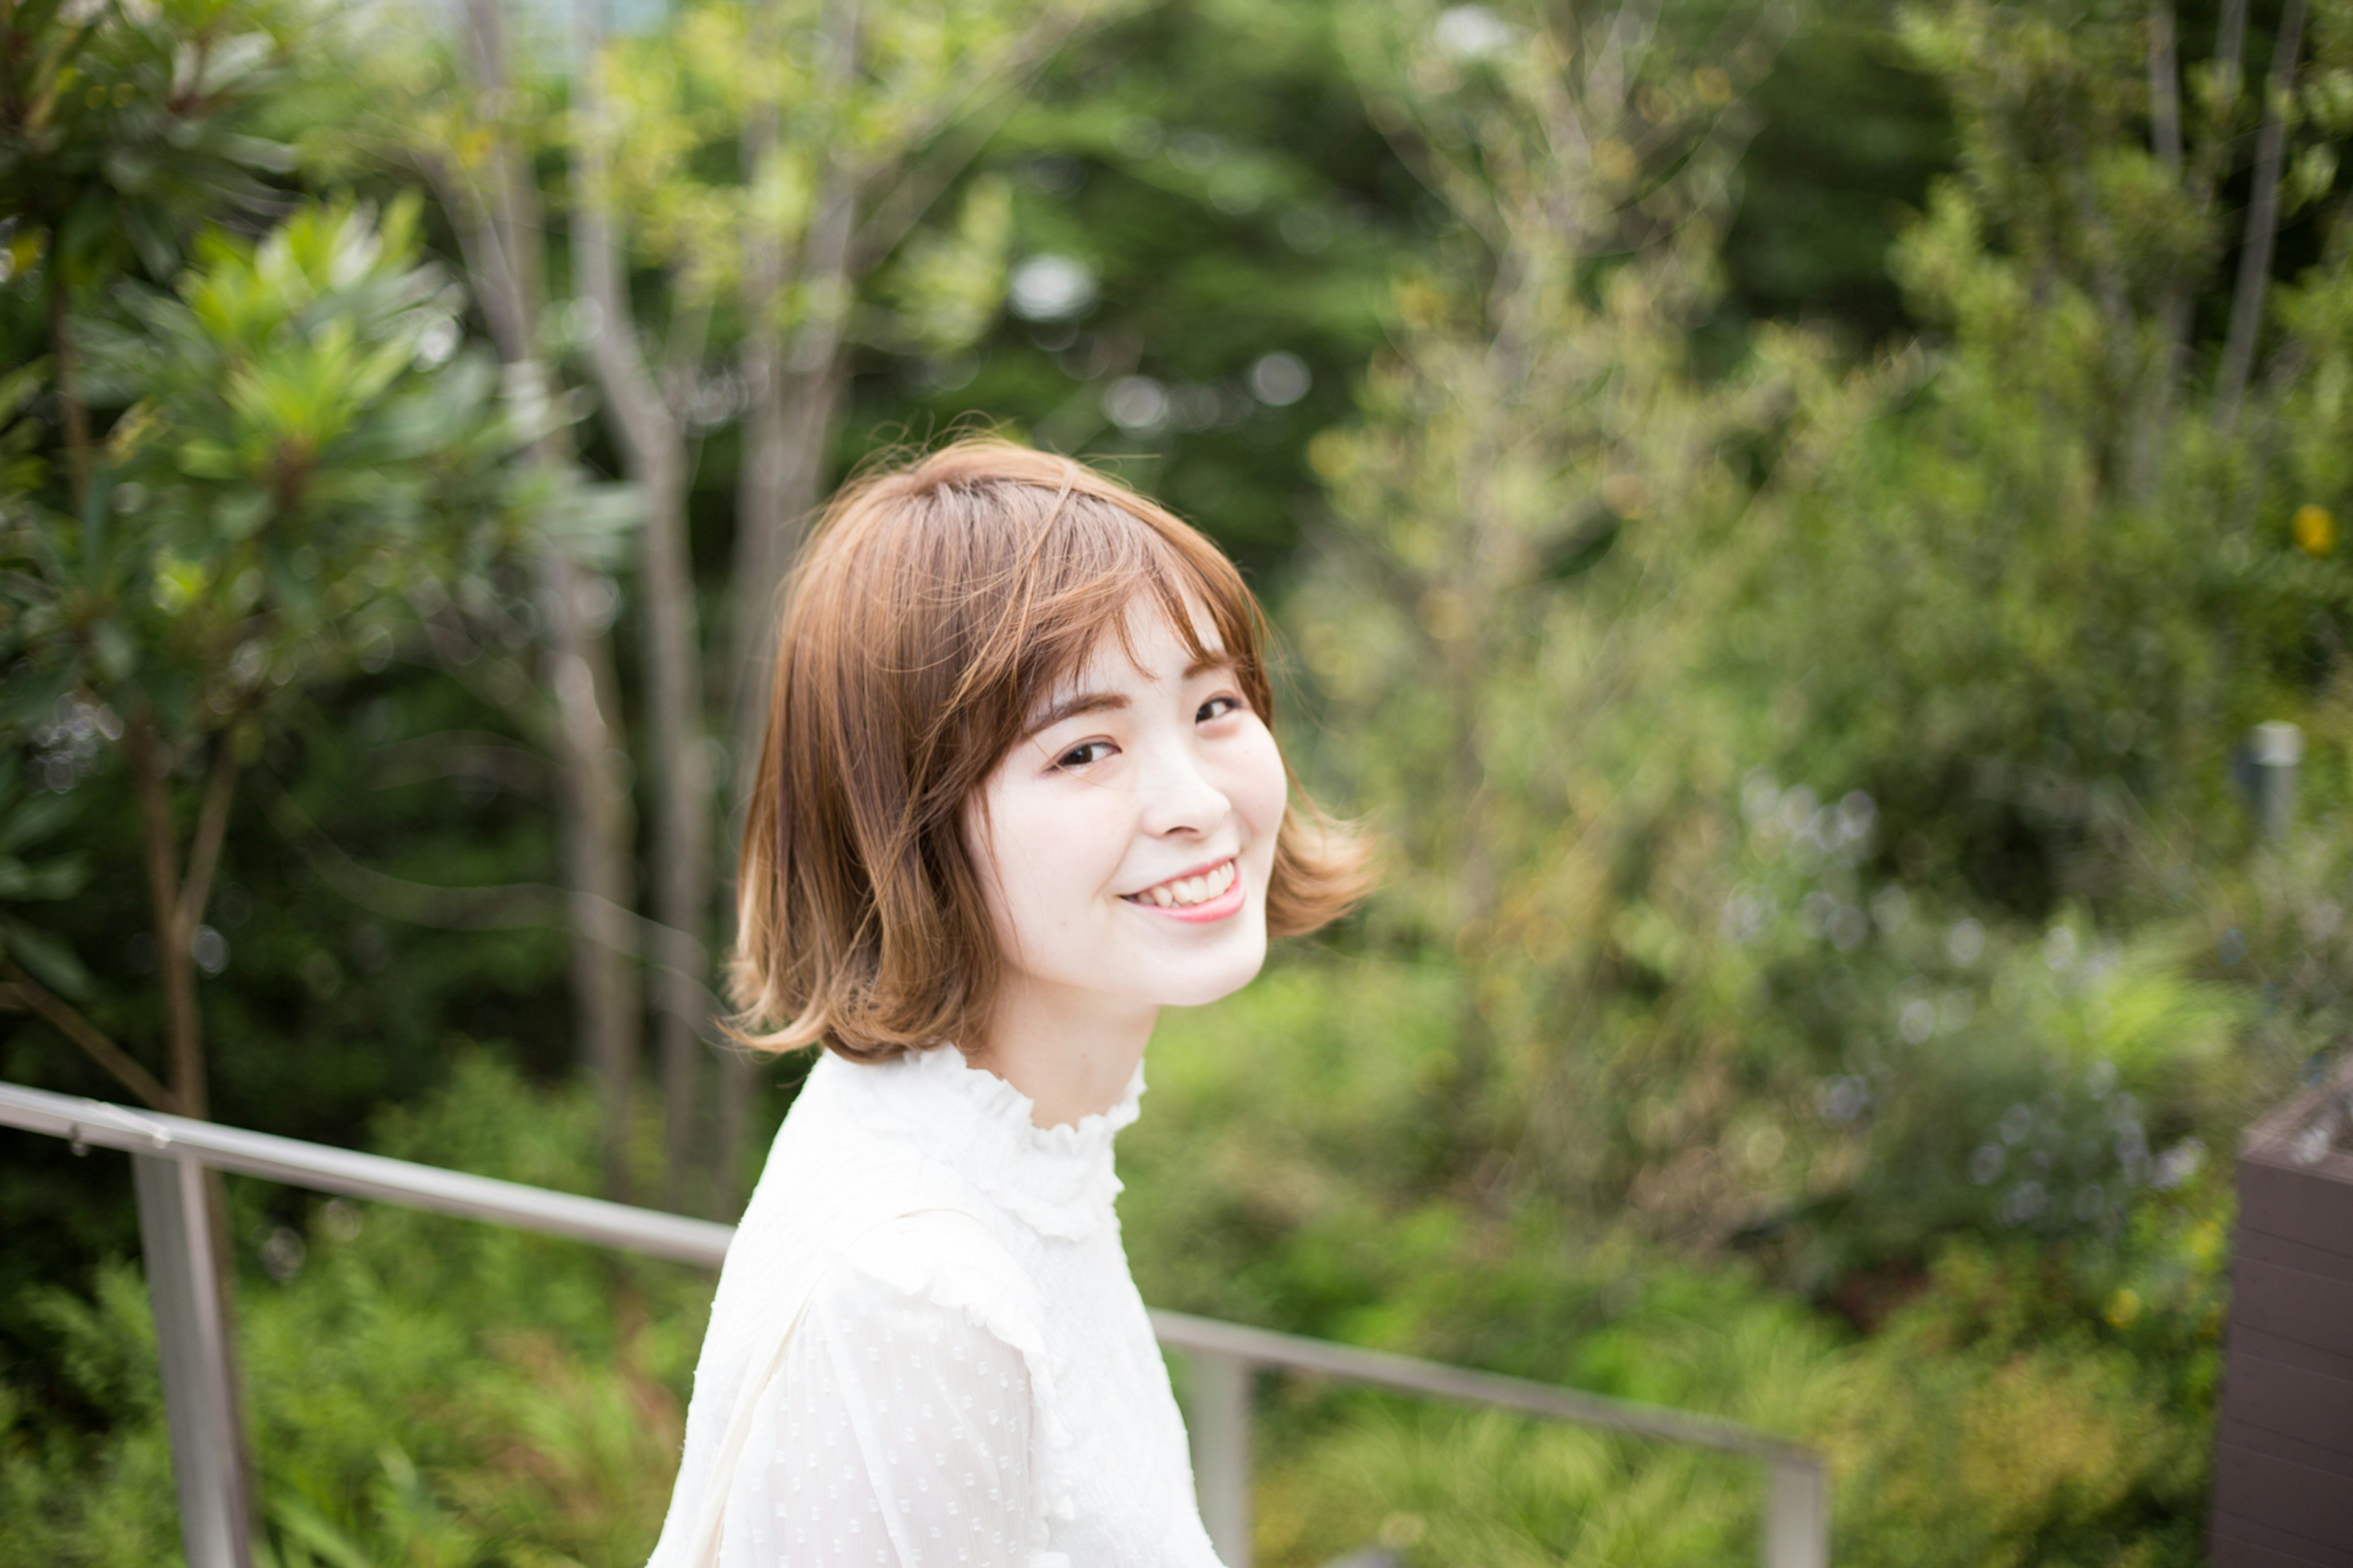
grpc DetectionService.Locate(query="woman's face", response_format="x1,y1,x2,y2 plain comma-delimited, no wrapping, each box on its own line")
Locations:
965,598,1289,1030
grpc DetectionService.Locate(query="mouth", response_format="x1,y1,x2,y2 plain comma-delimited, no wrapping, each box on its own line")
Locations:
1121,857,1245,922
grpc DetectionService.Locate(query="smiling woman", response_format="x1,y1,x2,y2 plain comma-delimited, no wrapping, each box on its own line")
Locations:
966,599,1292,1126
729,436,1364,1069
648,438,1368,1568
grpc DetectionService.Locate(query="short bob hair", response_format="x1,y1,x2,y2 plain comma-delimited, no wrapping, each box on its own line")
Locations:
730,436,1369,1062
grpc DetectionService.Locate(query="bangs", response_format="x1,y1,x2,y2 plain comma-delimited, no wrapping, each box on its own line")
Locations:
972,491,1262,745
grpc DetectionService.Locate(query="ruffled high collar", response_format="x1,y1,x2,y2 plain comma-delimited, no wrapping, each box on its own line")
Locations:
811,1045,1143,1240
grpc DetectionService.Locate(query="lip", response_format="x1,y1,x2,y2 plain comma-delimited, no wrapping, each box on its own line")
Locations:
1127,854,1237,894
1121,855,1246,924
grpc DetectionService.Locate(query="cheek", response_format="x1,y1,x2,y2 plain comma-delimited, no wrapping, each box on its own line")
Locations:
968,775,1130,932
1229,722,1289,847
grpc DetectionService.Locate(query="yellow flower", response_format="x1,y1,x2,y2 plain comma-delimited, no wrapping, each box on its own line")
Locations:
2293,502,2336,556
2104,1287,2142,1330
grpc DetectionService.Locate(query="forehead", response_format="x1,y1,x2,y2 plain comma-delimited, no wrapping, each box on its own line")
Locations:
1042,591,1227,701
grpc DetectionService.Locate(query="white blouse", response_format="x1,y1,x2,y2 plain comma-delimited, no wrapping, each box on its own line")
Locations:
647,1045,1227,1568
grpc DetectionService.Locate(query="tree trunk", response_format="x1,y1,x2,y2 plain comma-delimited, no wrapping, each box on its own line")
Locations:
459,0,645,1199
573,0,713,1208
549,569,646,1199
643,444,712,1211
713,0,786,1218
729,346,847,733
714,178,852,1214
132,735,204,1118
725,121,858,780
129,721,235,1119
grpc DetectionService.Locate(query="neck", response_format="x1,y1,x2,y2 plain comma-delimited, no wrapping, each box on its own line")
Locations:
971,977,1156,1130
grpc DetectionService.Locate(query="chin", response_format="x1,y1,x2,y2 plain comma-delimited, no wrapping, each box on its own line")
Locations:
1150,937,1270,1009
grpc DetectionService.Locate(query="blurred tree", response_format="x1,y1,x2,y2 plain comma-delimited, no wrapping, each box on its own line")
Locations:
1756,0,2353,907
857,0,1423,575
566,0,719,1207
4,195,541,1121
717,0,1123,730
330,0,653,1199
1293,0,1861,1204
0,0,297,509
1722,0,1954,344
0,190,547,1547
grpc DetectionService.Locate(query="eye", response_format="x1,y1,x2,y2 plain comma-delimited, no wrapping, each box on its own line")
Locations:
1196,694,1246,724
1055,740,1116,770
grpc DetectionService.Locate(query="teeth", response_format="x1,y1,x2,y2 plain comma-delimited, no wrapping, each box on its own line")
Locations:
1133,860,1236,908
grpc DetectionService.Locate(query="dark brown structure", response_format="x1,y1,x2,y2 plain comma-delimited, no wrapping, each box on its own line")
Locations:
2212,1053,2353,1567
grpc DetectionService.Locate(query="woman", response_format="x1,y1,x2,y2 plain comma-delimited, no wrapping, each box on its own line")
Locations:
648,438,1368,1567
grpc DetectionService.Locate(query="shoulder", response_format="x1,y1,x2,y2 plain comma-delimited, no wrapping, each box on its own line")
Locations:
792,1209,1066,1460
807,1208,1044,1353
760,1211,1082,1531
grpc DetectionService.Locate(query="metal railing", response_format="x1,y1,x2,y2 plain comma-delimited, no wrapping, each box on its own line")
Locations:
0,1081,1830,1568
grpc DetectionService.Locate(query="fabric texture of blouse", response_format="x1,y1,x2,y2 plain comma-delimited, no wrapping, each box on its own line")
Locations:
645,1045,1227,1568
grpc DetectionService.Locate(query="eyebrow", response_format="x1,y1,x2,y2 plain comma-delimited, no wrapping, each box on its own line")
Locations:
1022,655,1238,738
1024,690,1127,738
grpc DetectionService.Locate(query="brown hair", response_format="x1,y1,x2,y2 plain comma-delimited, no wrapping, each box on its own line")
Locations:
730,436,1369,1061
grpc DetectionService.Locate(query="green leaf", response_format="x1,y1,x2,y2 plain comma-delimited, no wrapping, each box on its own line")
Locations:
91,618,135,681
265,1495,375,1568
0,855,86,900
0,789,78,856
1,916,92,999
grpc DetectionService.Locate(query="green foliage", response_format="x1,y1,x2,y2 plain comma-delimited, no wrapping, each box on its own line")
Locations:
5,195,538,742
1134,956,2232,1568
0,754,91,995
0,1055,707,1568
0,0,298,287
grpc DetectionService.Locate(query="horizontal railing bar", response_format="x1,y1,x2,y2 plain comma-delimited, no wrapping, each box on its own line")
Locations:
2,1082,1818,1468
1148,1308,1809,1463
0,1083,732,1267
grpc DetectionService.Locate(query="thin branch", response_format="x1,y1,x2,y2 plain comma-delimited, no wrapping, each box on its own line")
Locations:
366,732,551,798
2216,0,2305,430
2148,0,2181,172
261,787,719,1011
570,0,677,477
0,965,177,1112
456,0,539,366
656,284,714,411
176,737,239,937
2216,0,2249,84
128,713,205,1118
46,250,92,512
849,94,1020,275
847,5,1093,271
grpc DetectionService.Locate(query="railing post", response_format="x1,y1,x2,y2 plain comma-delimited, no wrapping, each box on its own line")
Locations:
1764,1455,1828,1568
1188,1349,1253,1568
2242,721,2304,843
132,1151,255,1568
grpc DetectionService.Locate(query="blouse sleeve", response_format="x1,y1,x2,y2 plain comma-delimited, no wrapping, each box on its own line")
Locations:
716,1213,1055,1568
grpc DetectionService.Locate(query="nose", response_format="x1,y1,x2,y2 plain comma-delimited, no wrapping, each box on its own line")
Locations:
1135,740,1230,839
